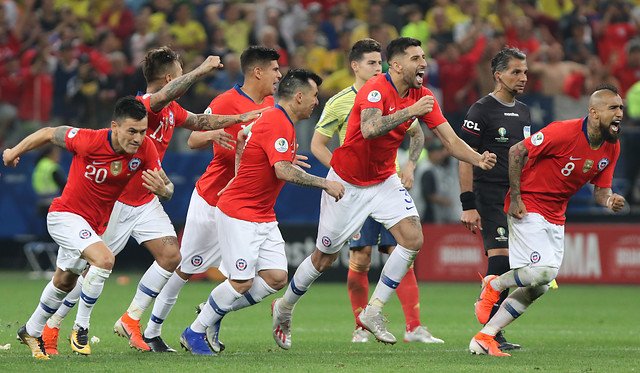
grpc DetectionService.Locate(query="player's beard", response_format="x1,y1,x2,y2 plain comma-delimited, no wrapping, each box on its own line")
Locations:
601,121,621,143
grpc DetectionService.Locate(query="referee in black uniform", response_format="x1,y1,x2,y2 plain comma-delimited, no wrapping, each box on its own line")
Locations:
459,48,531,351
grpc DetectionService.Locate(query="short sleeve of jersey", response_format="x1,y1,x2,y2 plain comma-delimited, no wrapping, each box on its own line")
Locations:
315,101,341,138
142,139,162,170
459,103,484,148
358,82,385,113
524,122,565,158
170,101,189,128
260,123,295,167
591,144,620,188
419,88,447,129
64,128,94,155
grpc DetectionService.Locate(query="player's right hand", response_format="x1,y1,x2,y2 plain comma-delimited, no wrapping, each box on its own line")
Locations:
477,151,497,170
461,209,482,234
2,148,19,167
408,95,434,117
238,107,267,123
209,130,235,150
325,180,345,202
201,56,223,71
508,197,527,219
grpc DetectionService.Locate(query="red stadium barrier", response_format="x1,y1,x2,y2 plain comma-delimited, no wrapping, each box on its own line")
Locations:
415,223,640,284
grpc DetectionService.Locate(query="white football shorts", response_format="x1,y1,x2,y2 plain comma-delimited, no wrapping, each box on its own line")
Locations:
179,188,222,274
47,211,103,274
102,196,176,256
508,212,565,269
215,208,287,281
316,168,419,254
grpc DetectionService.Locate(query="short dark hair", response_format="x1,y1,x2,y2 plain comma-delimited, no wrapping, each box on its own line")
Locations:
491,47,526,75
277,69,323,99
386,37,422,62
594,83,619,95
113,96,147,122
142,46,182,82
349,38,381,63
240,46,280,74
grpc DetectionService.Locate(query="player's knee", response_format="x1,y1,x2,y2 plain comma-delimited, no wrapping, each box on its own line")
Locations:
156,250,181,272
403,233,423,252
311,249,338,272
264,272,288,291
92,251,115,270
526,284,549,301
349,250,371,272
531,266,558,285
53,276,77,292
230,279,253,294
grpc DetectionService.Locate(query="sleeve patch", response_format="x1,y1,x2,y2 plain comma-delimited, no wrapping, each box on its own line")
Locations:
274,138,289,153
367,90,381,103
531,132,544,146
68,128,79,138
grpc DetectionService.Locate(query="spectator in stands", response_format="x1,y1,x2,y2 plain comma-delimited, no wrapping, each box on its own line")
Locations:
613,40,640,98
219,2,251,55
0,53,20,145
350,2,398,46
208,53,243,97
130,8,156,65
98,0,135,42
169,2,207,53
51,42,79,125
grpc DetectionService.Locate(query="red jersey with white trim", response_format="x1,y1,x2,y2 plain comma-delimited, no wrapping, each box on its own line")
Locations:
117,94,189,206
505,118,620,225
331,73,447,186
217,105,296,222
196,85,274,206
49,128,160,235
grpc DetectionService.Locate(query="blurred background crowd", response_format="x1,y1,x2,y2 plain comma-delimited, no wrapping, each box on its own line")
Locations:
1,0,640,215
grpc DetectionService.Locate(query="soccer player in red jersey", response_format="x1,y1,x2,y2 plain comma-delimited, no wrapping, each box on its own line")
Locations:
41,47,264,354
148,46,281,353
271,37,497,349
3,97,167,360
470,84,626,357
180,69,344,355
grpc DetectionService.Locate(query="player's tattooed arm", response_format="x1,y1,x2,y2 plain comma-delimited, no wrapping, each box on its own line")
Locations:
274,161,345,201
51,126,72,148
594,186,626,212
508,141,528,199
183,108,266,131
400,120,424,190
142,168,174,201
3,126,71,167
360,108,414,138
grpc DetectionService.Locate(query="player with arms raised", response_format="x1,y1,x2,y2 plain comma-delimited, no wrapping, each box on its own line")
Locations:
271,37,496,349
3,97,165,360
470,84,625,357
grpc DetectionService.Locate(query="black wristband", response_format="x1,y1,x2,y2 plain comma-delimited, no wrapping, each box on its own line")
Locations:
460,191,476,211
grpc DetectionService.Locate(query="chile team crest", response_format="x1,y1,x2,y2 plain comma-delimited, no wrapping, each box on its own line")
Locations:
128,158,142,171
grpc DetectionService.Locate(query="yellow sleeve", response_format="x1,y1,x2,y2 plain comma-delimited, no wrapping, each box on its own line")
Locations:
315,101,341,138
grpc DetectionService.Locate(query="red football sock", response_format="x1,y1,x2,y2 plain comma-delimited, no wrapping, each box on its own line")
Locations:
396,267,421,331
347,268,369,324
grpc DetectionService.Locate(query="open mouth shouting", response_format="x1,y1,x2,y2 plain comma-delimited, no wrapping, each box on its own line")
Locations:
416,69,425,86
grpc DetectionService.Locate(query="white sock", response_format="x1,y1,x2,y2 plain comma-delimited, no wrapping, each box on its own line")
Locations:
144,272,188,338
369,245,416,307
492,266,559,291
282,256,321,309
74,267,111,329
482,285,549,336
190,280,242,333
230,275,277,311
26,281,67,337
47,276,83,328
127,261,172,320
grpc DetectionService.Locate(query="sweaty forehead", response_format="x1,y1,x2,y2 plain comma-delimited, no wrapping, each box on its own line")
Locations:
590,91,622,107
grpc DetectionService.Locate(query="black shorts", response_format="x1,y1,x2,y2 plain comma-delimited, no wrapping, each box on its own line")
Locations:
475,183,509,252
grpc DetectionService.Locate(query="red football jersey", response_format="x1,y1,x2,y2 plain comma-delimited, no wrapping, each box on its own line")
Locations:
217,105,296,222
505,118,620,225
331,73,447,186
117,94,189,206
196,85,274,206
49,128,160,235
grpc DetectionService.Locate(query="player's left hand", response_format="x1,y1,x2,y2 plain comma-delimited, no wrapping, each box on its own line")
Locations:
477,151,497,170
508,196,527,219
142,169,169,198
294,154,311,169
238,108,267,123
400,163,415,190
607,193,626,212
2,148,20,167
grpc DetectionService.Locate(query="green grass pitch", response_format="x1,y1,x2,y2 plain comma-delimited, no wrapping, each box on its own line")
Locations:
0,271,638,372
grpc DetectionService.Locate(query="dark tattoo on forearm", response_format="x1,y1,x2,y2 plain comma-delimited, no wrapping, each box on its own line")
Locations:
276,162,325,189
154,73,201,110
361,108,413,138
508,142,528,198
407,125,424,163
184,113,238,131
51,126,72,148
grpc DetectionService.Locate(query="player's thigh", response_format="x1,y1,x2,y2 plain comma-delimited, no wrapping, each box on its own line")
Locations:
349,216,382,248
47,212,103,275
215,209,267,281
508,213,565,269
370,174,421,248
256,223,287,278
316,169,373,254
101,201,140,256
180,189,221,274
132,197,177,248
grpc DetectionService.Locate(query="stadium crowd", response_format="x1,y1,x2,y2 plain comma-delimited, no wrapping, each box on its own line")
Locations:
1,0,639,208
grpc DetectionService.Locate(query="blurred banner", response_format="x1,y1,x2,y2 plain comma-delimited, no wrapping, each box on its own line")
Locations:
414,224,640,284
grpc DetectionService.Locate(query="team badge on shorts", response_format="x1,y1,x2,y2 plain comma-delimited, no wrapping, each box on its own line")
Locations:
531,132,544,146
128,158,141,171
79,229,92,239
235,259,247,271
597,158,609,171
191,255,203,267
352,232,361,241
274,138,289,153
111,161,123,176
321,236,332,247
530,251,541,263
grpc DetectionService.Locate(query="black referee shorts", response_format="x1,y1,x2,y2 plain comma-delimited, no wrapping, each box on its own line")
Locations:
475,183,509,252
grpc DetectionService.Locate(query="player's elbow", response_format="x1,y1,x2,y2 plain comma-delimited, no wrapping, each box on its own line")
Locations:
361,126,375,139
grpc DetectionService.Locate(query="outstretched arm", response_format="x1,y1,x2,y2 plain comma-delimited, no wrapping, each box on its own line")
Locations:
432,122,496,170
3,126,71,167
187,129,235,150
182,108,266,131
507,141,528,218
274,161,345,201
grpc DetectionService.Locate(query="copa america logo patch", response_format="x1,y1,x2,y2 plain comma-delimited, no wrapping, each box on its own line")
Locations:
274,138,289,153
367,90,381,103
128,158,141,171
68,128,79,138
236,259,247,271
191,255,203,267
531,132,544,146
530,251,541,263
79,229,92,239
597,158,610,171
321,236,332,247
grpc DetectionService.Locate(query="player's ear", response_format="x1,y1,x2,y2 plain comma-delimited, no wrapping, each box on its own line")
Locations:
254,65,262,79
296,91,303,104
